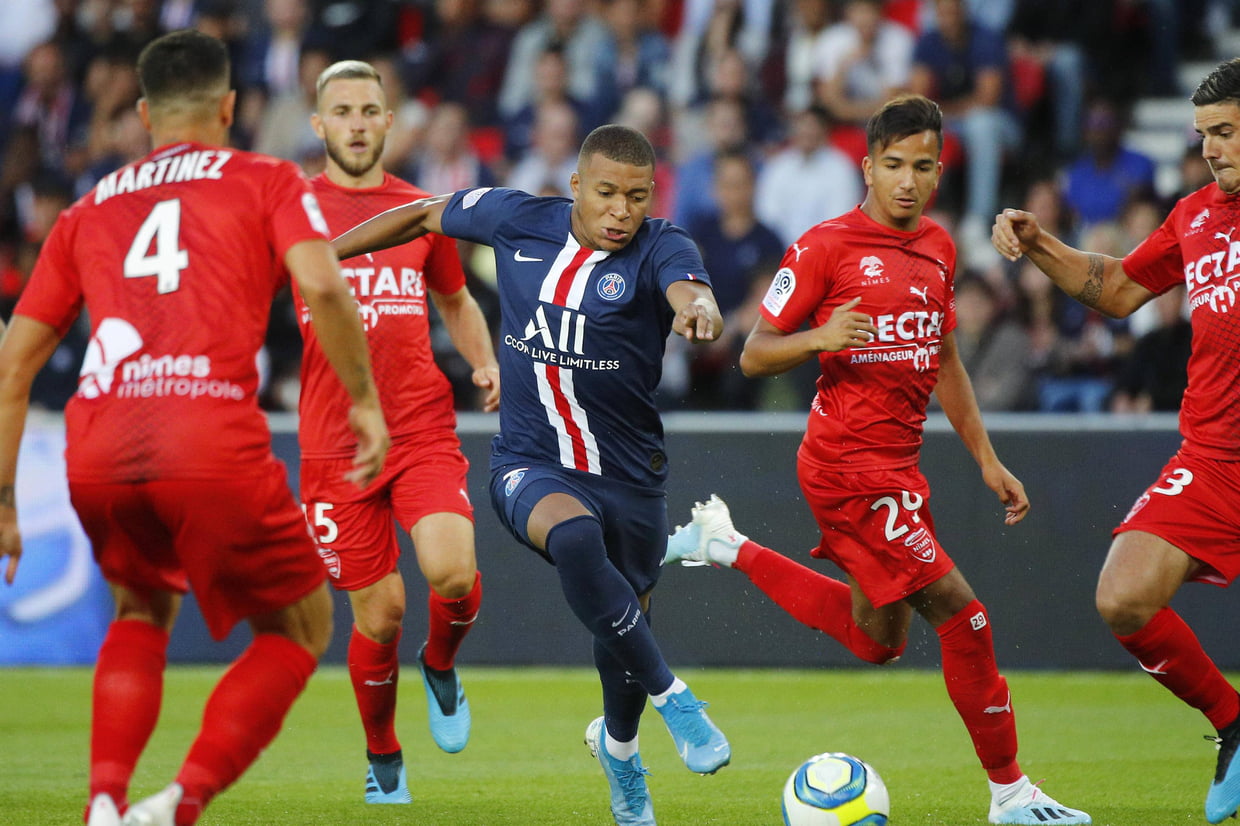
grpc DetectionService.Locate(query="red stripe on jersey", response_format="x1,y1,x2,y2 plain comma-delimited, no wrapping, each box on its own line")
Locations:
552,246,593,306
544,363,590,471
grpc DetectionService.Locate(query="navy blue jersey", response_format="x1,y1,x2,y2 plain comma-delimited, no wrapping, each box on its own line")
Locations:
440,187,711,488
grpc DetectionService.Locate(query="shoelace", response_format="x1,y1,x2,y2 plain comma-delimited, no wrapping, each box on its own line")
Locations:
615,758,651,811
666,696,713,744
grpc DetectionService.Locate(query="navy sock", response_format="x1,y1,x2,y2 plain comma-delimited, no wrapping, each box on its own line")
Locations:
545,515,674,698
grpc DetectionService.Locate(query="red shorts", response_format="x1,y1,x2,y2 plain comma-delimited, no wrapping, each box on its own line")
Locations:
1114,449,1240,586
299,431,473,591
70,459,325,641
797,459,955,607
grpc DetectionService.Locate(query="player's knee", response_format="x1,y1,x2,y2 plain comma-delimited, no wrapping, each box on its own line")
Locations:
1094,585,1154,636
429,568,477,600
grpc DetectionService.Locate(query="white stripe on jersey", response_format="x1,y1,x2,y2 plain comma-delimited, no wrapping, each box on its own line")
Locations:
534,361,601,474
538,234,610,309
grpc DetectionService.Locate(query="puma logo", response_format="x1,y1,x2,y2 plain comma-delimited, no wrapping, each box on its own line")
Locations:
1214,228,1235,243
363,670,395,687
909,285,929,304
983,691,1012,715
791,242,808,261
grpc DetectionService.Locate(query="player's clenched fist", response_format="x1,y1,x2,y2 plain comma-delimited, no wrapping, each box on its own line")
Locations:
991,209,1043,262
813,297,878,352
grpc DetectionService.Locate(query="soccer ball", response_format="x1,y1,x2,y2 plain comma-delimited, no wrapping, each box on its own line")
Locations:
781,752,890,826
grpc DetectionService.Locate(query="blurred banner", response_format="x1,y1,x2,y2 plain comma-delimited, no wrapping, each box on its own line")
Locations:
0,415,109,664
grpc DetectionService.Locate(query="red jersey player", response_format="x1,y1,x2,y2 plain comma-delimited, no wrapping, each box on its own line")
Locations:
0,31,388,826
993,58,1240,824
299,60,497,803
665,95,1091,825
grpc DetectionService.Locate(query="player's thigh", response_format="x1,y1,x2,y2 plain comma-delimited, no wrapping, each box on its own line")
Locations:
300,454,399,591
1096,530,1196,630
346,571,406,642
409,512,477,595
490,464,594,556
848,576,913,647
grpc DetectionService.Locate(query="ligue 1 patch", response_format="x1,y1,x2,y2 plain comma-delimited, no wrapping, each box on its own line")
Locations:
462,187,493,209
503,467,528,497
597,272,625,300
762,267,796,315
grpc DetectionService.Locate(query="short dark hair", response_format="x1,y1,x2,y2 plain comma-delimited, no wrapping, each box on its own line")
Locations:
865,94,943,155
1192,58,1240,107
137,29,230,110
579,124,656,171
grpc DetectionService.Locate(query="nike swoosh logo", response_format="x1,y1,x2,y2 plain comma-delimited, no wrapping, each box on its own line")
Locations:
611,606,631,627
514,250,543,262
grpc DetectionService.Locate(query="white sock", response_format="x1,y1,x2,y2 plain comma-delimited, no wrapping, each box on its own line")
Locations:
989,775,1029,805
649,676,688,707
605,732,639,760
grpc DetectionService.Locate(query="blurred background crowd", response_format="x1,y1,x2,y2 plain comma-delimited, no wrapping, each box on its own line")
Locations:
0,0,1231,415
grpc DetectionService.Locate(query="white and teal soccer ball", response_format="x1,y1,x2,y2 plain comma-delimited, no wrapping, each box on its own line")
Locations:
781,752,890,826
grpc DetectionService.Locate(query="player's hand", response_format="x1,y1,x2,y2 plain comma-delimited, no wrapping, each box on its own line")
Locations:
345,403,390,488
472,364,500,412
982,461,1030,525
814,297,877,352
992,209,1042,262
0,503,21,585
673,298,721,343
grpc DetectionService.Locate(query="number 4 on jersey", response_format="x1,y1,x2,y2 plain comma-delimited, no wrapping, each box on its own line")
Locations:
124,198,188,294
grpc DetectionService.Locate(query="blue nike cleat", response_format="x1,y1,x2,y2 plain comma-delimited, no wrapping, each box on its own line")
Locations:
654,685,730,774
586,716,655,826
1206,719,1240,823
418,644,471,753
364,750,411,804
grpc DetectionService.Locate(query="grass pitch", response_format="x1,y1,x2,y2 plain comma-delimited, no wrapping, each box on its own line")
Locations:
0,666,1216,825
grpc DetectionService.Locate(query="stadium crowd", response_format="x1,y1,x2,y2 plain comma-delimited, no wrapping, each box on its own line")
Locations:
0,0,1229,414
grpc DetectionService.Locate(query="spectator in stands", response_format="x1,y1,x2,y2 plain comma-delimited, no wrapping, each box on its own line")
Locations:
1062,98,1157,229
401,0,521,129
929,271,1033,411
755,105,861,247
253,46,330,166
1110,284,1191,413
503,45,596,164
684,150,784,409
668,0,776,110
672,94,750,233
410,102,499,198
910,0,1021,244
301,0,399,60
14,41,91,181
592,0,671,123
781,0,834,115
238,0,308,101
371,54,429,175
814,0,915,129
505,99,579,197
497,0,609,122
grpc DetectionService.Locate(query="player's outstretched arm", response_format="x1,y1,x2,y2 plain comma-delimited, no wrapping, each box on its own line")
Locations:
333,194,451,260
934,331,1029,525
0,316,63,584
666,279,723,342
739,297,877,377
991,208,1155,318
431,286,500,412
285,239,390,486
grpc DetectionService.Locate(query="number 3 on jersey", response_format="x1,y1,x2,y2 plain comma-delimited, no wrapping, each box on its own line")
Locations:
125,198,188,294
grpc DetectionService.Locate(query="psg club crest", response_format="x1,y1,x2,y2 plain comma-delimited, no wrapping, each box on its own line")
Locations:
503,468,527,497
596,272,626,301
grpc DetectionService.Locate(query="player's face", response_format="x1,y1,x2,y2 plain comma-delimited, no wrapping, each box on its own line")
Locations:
569,152,654,252
1195,101,1240,195
312,78,393,181
860,130,942,232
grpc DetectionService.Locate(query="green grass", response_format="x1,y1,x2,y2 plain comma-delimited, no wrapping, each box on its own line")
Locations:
0,666,1217,824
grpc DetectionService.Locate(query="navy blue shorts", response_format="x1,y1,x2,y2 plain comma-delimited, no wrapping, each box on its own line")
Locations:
490,462,668,596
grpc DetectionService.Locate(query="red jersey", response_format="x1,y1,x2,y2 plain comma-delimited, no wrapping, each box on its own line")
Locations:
295,173,465,458
1122,183,1240,462
16,142,329,482
759,207,957,471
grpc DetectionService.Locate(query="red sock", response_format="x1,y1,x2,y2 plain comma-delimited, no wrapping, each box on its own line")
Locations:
174,634,317,825
348,625,402,755
90,620,170,811
936,600,1022,784
1116,607,1240,730
422,570,481,671
736,543,904,664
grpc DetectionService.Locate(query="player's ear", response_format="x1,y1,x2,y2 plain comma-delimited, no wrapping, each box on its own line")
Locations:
219,89,236,128
311,112,324,139
136,98,152,132
861,155,873,188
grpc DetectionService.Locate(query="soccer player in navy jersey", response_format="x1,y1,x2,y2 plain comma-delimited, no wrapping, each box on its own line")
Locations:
994,58,1240,824
666,95,1090,825
334,124,730,825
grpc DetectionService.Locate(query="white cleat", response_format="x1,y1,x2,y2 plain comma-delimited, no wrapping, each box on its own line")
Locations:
690,494,747,568
989,777,1091,825
87,793,121,826
121,783,183,826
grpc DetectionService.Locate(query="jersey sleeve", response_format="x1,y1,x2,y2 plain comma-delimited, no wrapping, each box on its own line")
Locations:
265,161,332,261
1121,209,1184,294
652,223,711,293
14,210,84,336
759,236,830,333
424,230,468,294
439,187,532,245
